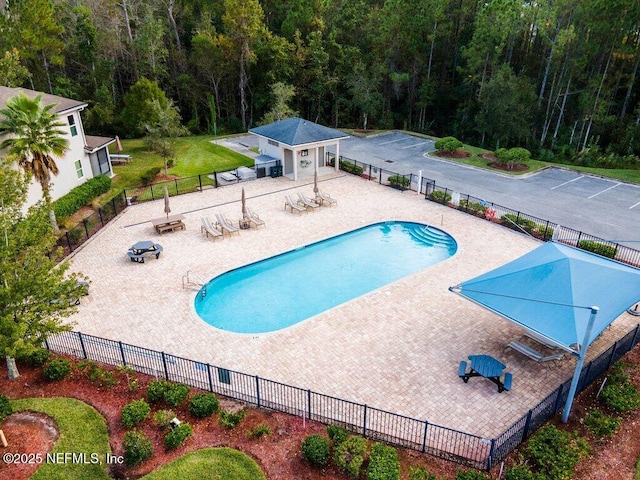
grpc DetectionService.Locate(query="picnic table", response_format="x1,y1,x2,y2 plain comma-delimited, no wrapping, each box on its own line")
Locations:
127,241,163,263
151,214,185,234
458,354,512,393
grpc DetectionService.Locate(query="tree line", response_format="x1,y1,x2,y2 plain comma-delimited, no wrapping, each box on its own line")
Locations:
1,0,639,162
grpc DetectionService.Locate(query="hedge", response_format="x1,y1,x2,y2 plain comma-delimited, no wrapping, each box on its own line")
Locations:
53,175,111,221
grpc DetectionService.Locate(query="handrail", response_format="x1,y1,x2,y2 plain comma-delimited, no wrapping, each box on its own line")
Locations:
182,270,208,297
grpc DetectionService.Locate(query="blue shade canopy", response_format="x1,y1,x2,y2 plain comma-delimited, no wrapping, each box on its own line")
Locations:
450,242,640,354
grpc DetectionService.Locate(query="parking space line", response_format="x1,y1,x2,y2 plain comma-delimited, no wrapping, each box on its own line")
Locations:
379,138,407,145
588,183,621,199
630,201,640,210
402,141,429,149
550,176,584,190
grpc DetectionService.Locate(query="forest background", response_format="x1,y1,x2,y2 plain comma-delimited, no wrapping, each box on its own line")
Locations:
1,0,639,166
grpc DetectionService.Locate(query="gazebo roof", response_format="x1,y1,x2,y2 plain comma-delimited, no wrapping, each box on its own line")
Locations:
249,117,348,147
450,241,640,354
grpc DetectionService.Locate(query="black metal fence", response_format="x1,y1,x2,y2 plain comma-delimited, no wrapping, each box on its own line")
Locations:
44,324,640,471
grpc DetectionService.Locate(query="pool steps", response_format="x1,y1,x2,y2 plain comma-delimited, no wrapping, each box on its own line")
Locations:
407,225,457,254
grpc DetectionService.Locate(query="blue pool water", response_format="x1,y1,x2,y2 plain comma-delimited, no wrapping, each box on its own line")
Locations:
194,221,457,334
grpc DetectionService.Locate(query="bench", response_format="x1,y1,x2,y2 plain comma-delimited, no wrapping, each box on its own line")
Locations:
502,372,513,391
127,249,162,263
110,154,131,164
155,221,185,234
507,340,564,363
458,360,468,381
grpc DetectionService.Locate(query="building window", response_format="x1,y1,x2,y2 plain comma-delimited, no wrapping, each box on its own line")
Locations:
68,115,78,137
268,139,279,147
300,149,309,157
74,159,84,179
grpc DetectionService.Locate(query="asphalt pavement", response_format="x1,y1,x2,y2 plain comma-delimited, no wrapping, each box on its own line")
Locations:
227,132,640,248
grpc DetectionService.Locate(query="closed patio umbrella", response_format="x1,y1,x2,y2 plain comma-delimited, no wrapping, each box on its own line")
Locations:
115,135,123,152
163,185,171,219
241,187,248,219
313,170,319,195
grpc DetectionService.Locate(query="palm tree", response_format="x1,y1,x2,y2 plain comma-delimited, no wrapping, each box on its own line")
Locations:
0,93,68,233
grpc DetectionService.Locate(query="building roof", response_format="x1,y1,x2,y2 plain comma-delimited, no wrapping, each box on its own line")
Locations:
85,135,115,153
0,86,87,117
249,117,349,146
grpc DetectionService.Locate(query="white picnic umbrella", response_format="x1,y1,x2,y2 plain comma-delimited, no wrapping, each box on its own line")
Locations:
115,135,123,152
313,170,319,195
163,185,171,219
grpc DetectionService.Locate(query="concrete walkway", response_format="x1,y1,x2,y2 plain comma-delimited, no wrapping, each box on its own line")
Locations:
66,173,638,438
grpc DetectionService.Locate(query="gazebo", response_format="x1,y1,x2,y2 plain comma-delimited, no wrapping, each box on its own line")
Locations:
249,117,349,180
449,241,640,421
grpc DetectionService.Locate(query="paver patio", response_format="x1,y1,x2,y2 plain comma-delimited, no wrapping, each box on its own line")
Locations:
65,173,638,439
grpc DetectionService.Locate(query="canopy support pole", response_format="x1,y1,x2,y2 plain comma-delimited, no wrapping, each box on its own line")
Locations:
562,306,599,423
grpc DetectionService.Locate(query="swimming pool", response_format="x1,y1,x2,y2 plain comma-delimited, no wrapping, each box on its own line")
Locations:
194,221,457,333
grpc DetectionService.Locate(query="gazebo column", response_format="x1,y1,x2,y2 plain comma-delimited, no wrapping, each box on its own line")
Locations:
334,142,340,173
292,148,298,180
315,145,320,173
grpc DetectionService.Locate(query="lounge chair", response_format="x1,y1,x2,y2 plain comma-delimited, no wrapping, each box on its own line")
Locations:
246,208,266,228
315,189,337,207
284,195,307,214
201,217,223,240
297,192,320,211
215,213,239,235
506,340,564,363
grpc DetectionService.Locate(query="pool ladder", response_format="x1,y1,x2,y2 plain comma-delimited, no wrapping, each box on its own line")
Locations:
182,270,207,298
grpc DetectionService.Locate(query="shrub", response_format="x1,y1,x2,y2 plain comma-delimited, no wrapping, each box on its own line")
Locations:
121,399,151,428
140,167,162,185
582,408,621,438
0,394,12,422
458,199,486,216
117,365,139,392
43,358,72,381
428,190,452,204
147,380,171,403
495,147,531,169
189,392,219,418
408,466,437,480
164,383,190,407
247,423,271,438
153,409,176,429
435,136,463,153
78,360,117,388
367,443,399,480
456,470,489,480
600,381,640,413
164,422,193,450
218,409,246,429
388,175,411,188
526,425,587,480
301,434,330,467
123,429,153,467
504,465,544,480
339,159,364,176
500,213,537,234
53,174,111,221
577,240,617,259
334,435,367,478
17,348,50,367
327,424,349,446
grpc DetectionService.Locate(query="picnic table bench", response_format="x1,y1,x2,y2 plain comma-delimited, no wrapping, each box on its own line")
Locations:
458,354,512,393
151,214,185,234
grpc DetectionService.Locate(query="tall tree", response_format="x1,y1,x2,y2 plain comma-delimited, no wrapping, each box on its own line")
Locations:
260,82,297,125
0,157,85,379
223,0,265,130
0,93,68,232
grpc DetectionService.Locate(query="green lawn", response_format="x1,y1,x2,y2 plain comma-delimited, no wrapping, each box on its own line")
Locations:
109,135,254,193
140,447,266,480
11,398,111,480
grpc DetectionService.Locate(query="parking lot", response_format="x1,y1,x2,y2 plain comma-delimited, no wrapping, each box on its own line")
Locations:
226,132,640,246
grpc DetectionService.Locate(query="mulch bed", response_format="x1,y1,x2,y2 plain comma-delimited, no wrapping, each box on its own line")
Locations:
434,150,472,158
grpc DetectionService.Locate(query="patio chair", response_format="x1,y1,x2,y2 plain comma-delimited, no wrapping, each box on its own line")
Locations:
316,188,337,207
201,217,223,240
284,195,307,214
297,192,320,211
215,213,240,235
246,208,266,228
